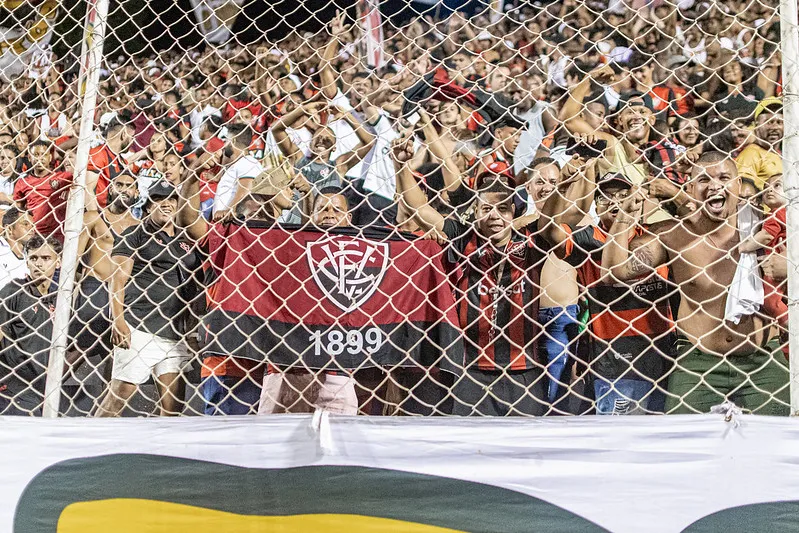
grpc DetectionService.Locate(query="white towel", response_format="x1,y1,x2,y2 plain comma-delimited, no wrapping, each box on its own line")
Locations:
725,203,764,324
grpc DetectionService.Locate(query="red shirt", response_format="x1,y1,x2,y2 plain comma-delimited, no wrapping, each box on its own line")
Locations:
13,171,72,240
87,145,126,208
763,207,786,250
652,84,694,117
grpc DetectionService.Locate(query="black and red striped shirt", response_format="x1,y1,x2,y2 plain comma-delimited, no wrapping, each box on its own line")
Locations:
561,224,675,381
644,137,688,185
443,218,548,372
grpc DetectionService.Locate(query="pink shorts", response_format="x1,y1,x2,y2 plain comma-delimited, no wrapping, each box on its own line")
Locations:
258,372,357,415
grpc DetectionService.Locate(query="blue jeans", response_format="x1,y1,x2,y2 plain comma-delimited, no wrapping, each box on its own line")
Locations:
594,378,653,415
539,305,579,402
202,375,262,415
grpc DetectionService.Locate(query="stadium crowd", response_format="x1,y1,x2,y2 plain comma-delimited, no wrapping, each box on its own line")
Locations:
0,0,790,417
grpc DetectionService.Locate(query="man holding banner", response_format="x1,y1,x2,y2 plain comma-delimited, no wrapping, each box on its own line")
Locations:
200,178,463,415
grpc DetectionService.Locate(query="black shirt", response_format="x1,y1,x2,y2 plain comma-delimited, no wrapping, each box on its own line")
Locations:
113,222,202,340
0,278,57,413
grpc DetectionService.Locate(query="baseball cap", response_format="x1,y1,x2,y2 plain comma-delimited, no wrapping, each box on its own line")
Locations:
251,163,294,197
596,173,633,191
666,55,692,68
754,96,782,120
143,181,178,210
615,90,654,113
474,160,516,189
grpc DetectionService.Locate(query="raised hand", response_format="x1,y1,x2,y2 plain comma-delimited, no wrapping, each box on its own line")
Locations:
330,11,351,37
391,135,415,164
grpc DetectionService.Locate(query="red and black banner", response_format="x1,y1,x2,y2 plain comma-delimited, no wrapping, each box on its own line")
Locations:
200,223,464,373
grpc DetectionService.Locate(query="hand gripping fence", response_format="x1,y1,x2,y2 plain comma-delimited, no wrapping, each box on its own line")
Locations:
0,0,795,418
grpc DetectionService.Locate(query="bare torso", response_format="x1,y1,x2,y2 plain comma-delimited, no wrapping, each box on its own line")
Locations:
81,210,138,282
658,217,772,355
540,255,579,309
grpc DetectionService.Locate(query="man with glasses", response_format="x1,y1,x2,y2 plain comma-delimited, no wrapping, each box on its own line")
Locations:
541,173,675,414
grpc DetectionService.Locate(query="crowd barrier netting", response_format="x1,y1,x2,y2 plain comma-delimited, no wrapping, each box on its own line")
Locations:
0,0,796,418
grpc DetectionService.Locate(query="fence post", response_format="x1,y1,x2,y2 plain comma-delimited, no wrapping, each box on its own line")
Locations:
780,0,799,415
42,0,110,418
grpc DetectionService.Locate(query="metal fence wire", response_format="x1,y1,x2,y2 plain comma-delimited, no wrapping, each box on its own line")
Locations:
0,0,795,418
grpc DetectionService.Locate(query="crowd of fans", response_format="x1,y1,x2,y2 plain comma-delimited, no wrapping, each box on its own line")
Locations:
0,0,790,417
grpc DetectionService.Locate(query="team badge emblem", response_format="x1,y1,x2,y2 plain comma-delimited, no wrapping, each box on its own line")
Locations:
306,237,389,312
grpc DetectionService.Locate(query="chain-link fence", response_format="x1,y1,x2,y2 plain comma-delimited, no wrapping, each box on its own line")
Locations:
0,0,795,418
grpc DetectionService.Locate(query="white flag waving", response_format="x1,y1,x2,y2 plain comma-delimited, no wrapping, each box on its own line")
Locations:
357,0,385,68
188,0,245,44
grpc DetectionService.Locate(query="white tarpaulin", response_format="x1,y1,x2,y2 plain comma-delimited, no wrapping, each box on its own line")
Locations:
6,413,799,532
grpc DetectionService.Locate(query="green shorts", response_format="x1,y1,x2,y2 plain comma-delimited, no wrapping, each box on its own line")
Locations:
664,337,789,416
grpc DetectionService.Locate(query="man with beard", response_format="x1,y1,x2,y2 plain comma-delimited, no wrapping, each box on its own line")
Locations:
57,207,116,415
87,119,135,211
602,152,789,415
100,171,140,240
97,181,202,417
736,98,783,191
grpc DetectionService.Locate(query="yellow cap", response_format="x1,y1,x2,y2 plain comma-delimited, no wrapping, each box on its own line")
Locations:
754,97,782,120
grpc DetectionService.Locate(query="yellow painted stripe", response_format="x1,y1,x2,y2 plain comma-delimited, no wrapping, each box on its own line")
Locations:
58,499,466,533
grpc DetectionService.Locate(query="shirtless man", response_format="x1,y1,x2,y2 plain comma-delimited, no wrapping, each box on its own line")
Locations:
524,158,581,404
64,171,138,413
602,151,788,415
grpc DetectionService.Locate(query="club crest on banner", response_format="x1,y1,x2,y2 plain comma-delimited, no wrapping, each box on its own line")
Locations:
306,237,389,312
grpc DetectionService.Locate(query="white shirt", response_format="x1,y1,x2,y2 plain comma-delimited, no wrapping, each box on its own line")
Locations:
0,237,28,288
360,113,408,200
328,90,363,179
190,105,222,149
0,175,13,199
213,155,263,214
514,101,551,175
265,127,313,159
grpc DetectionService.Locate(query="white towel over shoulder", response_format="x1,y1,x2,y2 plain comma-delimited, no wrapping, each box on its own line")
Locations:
725,203,764,324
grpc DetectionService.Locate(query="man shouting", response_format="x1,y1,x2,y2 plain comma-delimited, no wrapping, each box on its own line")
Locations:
602,151,788,415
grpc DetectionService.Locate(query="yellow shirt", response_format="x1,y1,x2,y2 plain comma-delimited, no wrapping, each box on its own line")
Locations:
736,143,782,190
605,142,671,224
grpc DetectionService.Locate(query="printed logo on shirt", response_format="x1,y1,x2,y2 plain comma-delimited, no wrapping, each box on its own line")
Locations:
477,279,526,296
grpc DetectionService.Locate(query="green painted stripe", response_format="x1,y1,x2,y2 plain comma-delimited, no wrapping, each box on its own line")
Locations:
682,502,799,533
14,454,608,533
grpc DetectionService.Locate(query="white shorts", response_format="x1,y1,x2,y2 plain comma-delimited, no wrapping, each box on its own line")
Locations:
111,328,189,385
